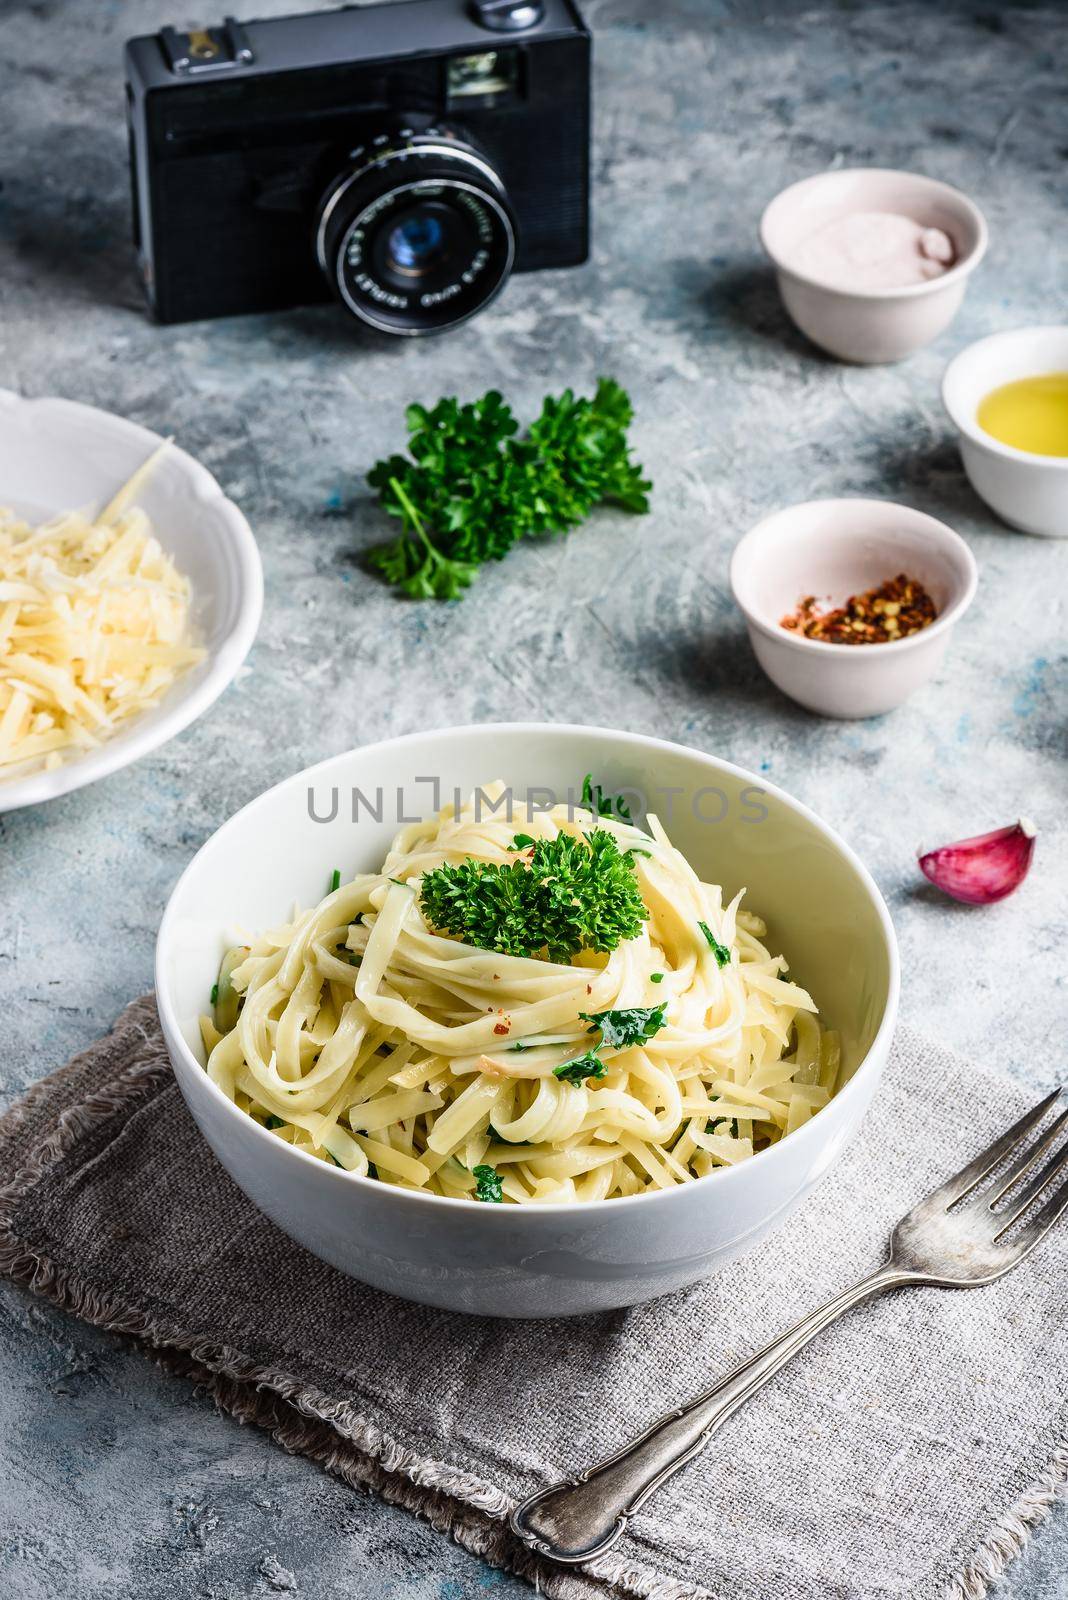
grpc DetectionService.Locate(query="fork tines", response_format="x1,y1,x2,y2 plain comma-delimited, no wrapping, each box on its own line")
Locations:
937,1087,1068,1246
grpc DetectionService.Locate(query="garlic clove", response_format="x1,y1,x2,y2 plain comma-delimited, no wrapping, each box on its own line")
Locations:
918,818,1037,905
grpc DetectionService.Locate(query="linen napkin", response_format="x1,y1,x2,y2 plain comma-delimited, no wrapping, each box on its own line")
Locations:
1,997,1065,1600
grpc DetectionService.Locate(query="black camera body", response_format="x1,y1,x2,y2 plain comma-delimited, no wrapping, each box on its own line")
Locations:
124,0,590,335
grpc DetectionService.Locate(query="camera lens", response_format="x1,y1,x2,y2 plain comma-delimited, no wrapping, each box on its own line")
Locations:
386,210,448,276
315,131,516,336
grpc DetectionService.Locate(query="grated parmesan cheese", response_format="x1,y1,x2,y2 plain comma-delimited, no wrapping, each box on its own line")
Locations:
0,455,204,781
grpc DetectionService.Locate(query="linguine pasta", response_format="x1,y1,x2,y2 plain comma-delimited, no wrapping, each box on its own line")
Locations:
201,783,840,1204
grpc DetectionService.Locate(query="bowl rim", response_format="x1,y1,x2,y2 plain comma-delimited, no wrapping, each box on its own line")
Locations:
941,326,1068,471
759,167,989,302
155,721,901,1219
0,389,264,812
729,496,979,658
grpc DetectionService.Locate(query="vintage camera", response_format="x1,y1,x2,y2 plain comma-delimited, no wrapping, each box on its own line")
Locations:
124,0,590,335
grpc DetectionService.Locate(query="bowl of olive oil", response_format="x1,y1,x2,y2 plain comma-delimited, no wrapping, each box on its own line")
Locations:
977,374,1068,458
943,326,1068,538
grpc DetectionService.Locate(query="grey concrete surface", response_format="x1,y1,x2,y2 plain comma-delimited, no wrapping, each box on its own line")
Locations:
1,0,1066,1595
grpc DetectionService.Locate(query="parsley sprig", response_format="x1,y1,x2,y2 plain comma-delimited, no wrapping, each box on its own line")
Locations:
699,921,731,967
473,1164,504,1203
553,1051,607,1087
579,1003,667,1049
367,380,652,600
581,772,632,822
420,830,647,963
554,1003,667,1085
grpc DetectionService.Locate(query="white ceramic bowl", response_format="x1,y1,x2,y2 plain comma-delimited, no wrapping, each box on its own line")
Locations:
156,724,899,1319
760,169,987,364
730,498,978,719
942,326,1068,538
0,390,263,811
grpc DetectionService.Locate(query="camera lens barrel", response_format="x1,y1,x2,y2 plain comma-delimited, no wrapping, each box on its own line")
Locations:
315,131,517,335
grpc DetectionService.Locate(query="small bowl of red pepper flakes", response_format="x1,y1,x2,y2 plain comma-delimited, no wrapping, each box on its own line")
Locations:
729,498,978,718
781,572,939,645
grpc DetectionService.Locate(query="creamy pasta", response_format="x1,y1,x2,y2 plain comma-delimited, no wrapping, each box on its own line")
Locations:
201,783,839,1204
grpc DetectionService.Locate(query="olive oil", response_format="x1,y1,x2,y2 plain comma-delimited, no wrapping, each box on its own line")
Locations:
977,373,1068,457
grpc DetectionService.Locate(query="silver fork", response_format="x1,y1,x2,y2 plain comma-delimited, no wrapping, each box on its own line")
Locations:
510,1088,1068,1567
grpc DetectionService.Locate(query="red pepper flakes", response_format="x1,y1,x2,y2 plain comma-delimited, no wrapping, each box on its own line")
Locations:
493,1021,510,1035
781,573,937,645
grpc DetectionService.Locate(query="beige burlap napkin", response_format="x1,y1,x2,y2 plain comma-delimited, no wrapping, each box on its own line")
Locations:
1,996,1065,1600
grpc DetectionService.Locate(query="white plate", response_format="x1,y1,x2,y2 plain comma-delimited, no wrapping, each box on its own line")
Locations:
0,390,263,811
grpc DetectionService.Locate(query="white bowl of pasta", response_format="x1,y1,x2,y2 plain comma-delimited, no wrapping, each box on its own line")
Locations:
0,389,262,810
156,724,899,1318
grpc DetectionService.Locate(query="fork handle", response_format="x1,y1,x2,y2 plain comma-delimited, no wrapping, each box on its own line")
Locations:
510,1262,915,1566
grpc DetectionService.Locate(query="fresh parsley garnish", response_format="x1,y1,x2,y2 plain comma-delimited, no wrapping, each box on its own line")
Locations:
210,982,219,1005
698,921,731,967
511,833,536,849
553,1051,608,1086
581,772,632,822
580,1003,667,1049
264,1114,284,1131
367,380,652,601
650,972,664,984
419,829,647,963
473,1164,504,1203
329,868,341,893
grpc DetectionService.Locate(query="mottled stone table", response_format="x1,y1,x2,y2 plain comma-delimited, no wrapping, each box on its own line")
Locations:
2,1,1065,1595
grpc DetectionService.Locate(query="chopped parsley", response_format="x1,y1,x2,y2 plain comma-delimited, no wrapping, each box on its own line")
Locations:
473,1164,504,1203
420,829,646,963
581,772,632,822
553,1050,608,1086
579,1003,667,1049
698,921,731,967
650,972,664,984
511,833,536,849
329,868,341,893
264,1114,285,1131
210,982,219,1005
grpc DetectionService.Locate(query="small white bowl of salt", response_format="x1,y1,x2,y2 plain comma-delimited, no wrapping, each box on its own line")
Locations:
760,168,987,364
